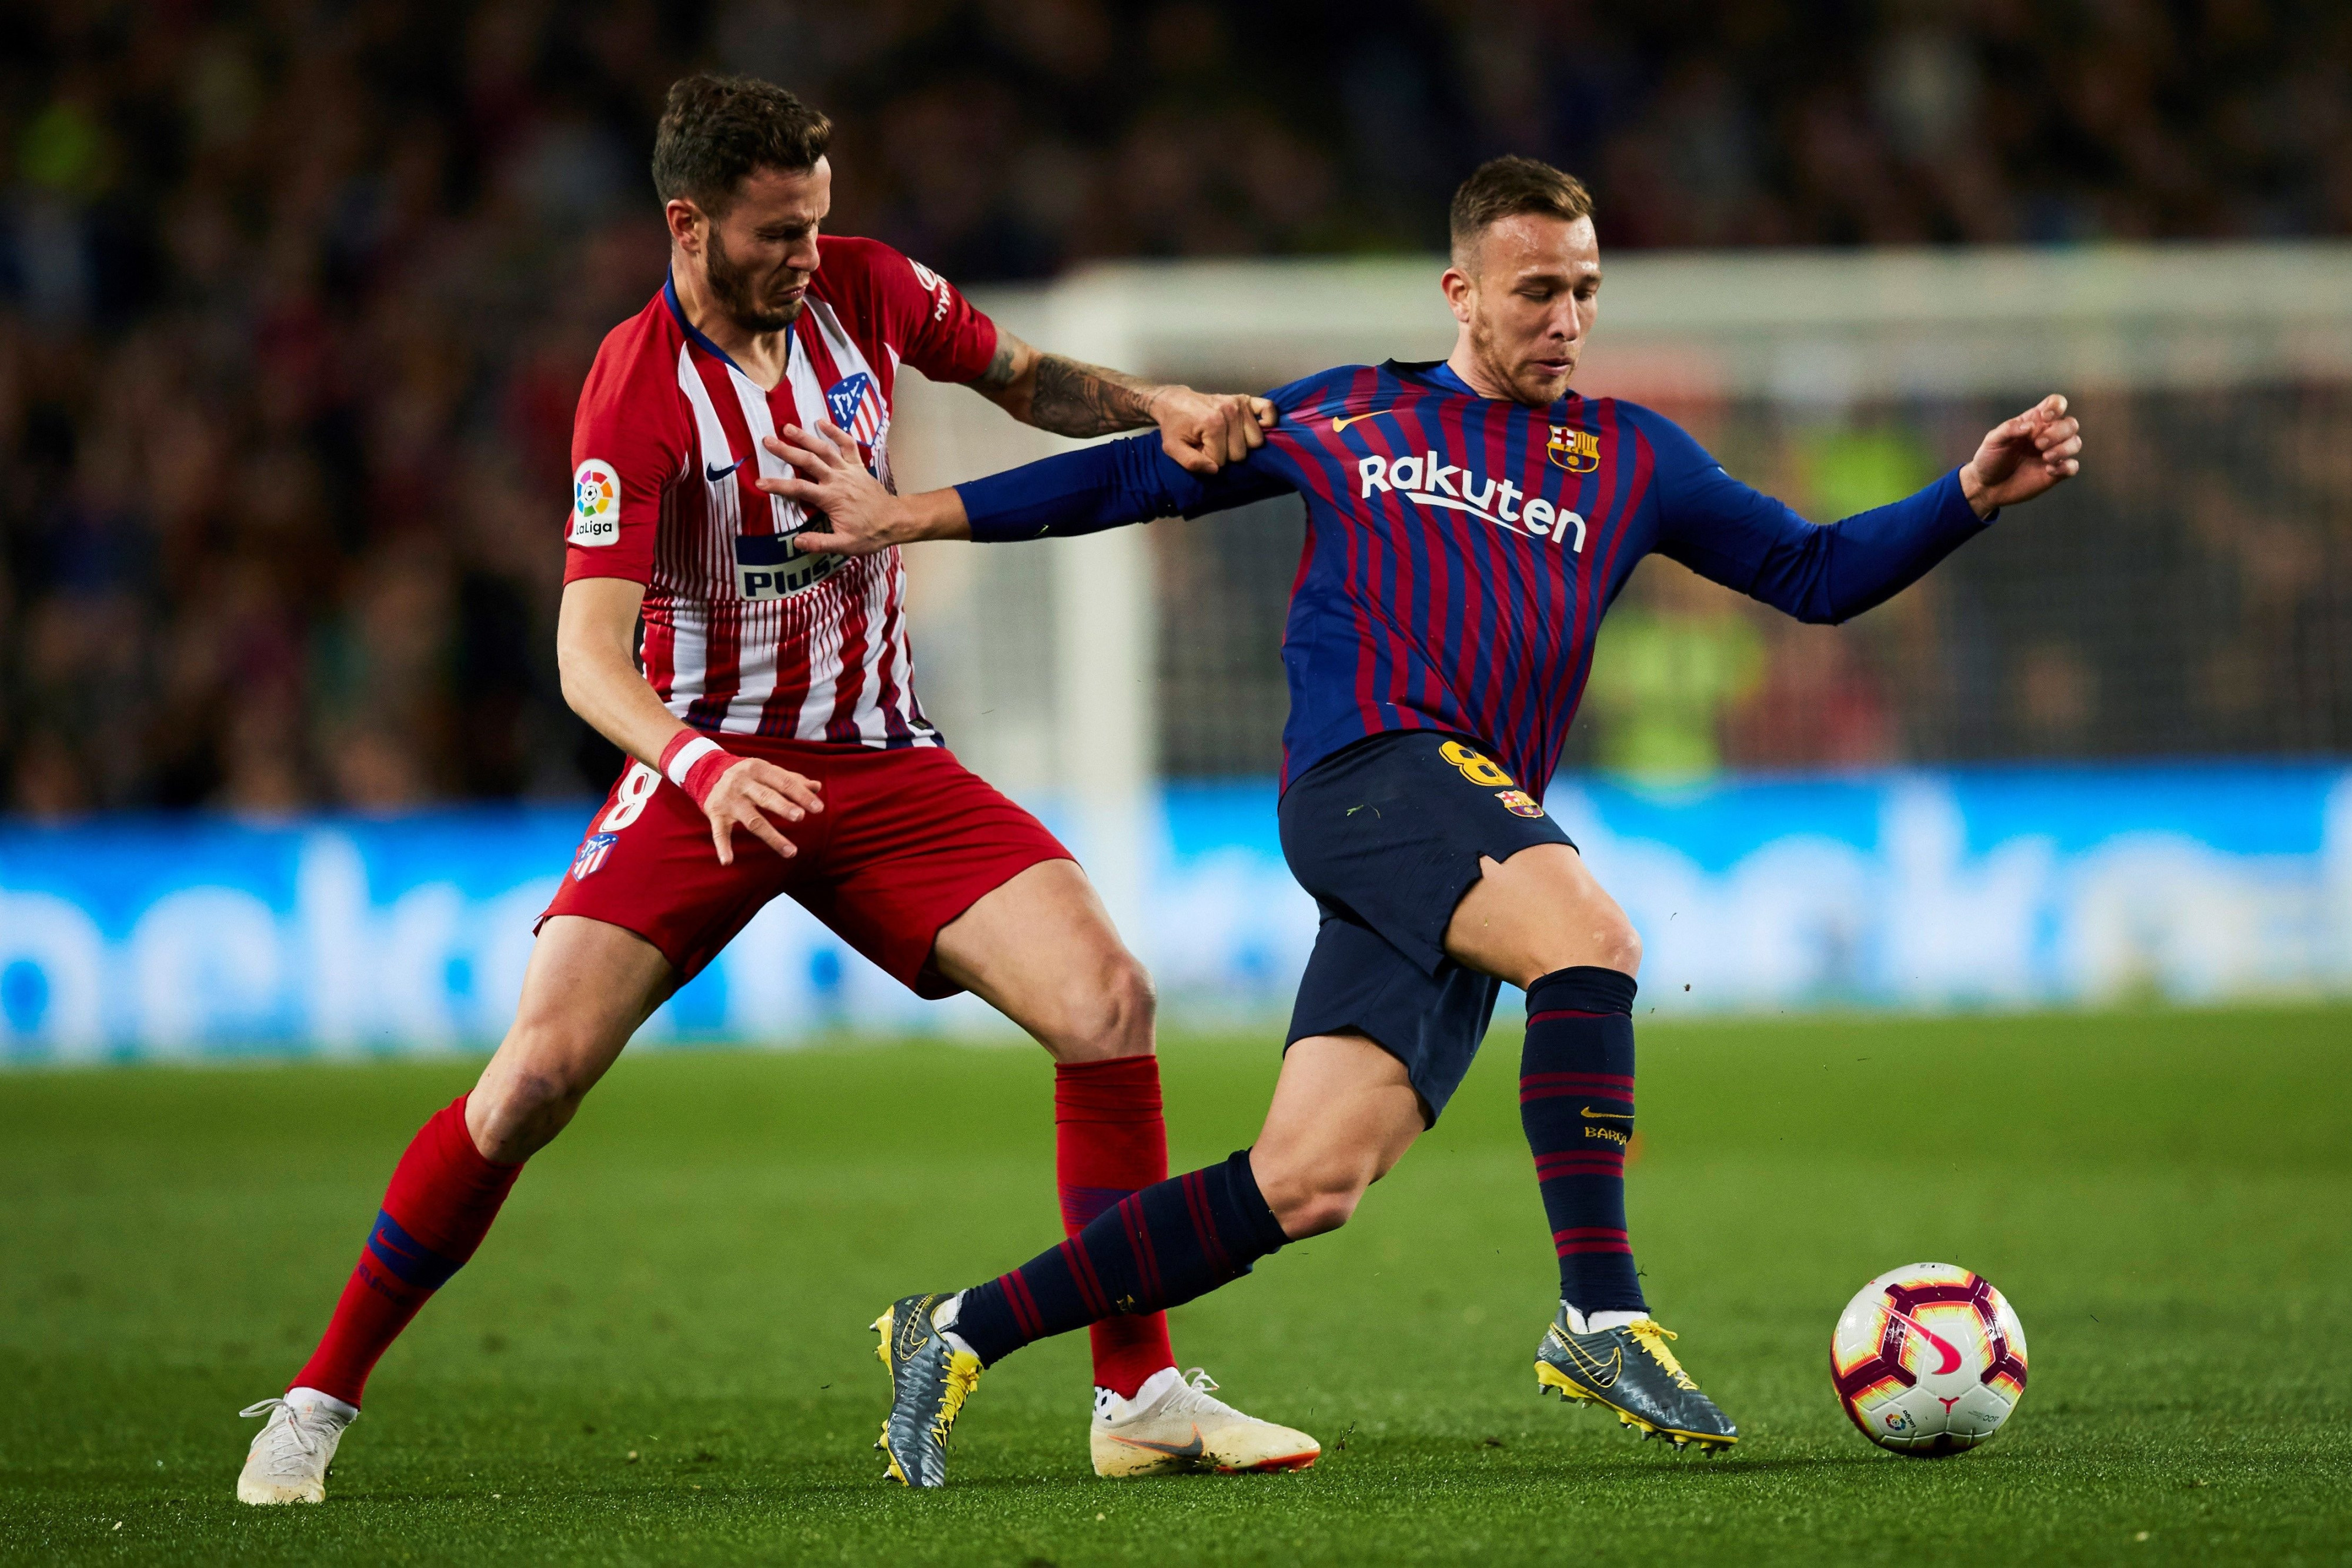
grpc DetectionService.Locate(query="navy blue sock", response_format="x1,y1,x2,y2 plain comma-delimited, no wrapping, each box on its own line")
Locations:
1521,966,1646,1315
953,1149,1287,1366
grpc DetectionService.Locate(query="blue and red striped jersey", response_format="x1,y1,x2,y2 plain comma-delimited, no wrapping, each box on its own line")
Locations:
958,359,1989,794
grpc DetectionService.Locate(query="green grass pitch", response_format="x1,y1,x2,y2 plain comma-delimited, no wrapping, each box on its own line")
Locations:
3,1007,2347,1566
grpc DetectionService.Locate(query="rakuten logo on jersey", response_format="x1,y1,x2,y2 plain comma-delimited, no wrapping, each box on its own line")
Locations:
1357,452,1586,551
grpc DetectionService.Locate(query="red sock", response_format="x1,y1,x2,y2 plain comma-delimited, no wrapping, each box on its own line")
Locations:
289,1095,523,1407
1055,1056,1178,1398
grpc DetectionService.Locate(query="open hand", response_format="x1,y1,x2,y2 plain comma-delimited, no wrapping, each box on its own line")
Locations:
1959,394,2083,517
703,757,823,865
1151,387,1279,475
757,422,914,556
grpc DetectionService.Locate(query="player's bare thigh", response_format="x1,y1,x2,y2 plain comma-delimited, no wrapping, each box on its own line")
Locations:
927,858,1154,1064
1248,1032,1425,1239
465,915,677,1162
1444,842,1642,990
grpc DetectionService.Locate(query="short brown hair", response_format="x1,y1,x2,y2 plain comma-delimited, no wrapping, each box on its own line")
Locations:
652,73,833,216
1449,156,1593,265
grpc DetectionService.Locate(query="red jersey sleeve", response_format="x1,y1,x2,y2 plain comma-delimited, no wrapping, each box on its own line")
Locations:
824,236,999,385
564,307,689,585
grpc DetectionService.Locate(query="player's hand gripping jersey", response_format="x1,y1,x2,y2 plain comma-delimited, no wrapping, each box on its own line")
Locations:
567,238,997,744
958,359,1992,791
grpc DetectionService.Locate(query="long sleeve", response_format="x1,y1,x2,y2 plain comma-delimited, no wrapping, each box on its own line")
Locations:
1646,416,1992,626
954,432,1297,542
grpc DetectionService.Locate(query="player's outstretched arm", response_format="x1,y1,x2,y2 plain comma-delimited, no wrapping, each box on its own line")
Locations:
757,423,971,555
969,329,1278,476
1957,394,2082,516
761,420,1290,556
557,577,823,865
1655,394,2084,626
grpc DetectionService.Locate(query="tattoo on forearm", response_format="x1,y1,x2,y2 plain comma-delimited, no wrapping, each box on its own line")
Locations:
978,339,1019,390
1028,354,1160,437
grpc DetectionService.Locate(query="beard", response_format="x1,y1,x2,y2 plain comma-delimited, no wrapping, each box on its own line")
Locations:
1471,314,1574,406
706,226,803,334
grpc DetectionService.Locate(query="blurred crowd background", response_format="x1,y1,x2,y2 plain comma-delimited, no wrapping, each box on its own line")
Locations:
4,0,2348,814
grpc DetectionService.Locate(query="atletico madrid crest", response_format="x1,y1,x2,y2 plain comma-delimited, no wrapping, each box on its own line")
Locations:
572,831,619,880
826,372,884,446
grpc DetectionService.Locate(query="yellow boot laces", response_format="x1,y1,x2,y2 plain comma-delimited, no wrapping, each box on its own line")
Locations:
1626,1320,1699,1391
931,1352,984,1448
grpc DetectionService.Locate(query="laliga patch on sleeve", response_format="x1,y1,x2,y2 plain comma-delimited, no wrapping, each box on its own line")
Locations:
570,459,621,546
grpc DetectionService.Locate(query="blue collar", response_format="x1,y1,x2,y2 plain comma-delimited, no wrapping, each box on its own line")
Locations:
1389,357,1579,416
663,272,766,376
1428,359,1581,417
1425,360,1476,396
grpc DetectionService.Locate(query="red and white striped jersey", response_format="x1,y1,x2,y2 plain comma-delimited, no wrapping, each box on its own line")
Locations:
564,237,998,746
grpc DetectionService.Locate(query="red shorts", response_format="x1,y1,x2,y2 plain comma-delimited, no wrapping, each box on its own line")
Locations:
540,738,1071,997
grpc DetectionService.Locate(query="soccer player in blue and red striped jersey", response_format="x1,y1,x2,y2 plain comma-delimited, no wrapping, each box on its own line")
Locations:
764,156,2084,1483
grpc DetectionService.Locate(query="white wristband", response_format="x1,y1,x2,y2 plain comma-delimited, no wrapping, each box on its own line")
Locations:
663,735,724,789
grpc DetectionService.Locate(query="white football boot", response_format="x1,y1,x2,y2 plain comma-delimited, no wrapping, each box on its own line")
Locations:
235,1390,356,1504
1090,1367,1320,1477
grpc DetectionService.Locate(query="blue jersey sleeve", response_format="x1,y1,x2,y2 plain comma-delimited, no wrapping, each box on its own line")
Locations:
1639,412,1992,625
955,432,1298,542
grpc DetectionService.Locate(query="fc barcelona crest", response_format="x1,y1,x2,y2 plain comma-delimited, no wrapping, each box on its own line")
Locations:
1548,425,1600,473
1495,789,1546,818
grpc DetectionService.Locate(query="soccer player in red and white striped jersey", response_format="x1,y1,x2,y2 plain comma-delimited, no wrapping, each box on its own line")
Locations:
566,184,970,744
233,74,1315,1505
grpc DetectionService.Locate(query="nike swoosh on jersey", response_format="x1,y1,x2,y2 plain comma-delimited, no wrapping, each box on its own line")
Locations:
706,457,746,481
1330,410,1391,433
1108,1425,1206,1459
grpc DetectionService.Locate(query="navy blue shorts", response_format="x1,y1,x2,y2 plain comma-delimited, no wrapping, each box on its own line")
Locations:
1278,730,1576,1124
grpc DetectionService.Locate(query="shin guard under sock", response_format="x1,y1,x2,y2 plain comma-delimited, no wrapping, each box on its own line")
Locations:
953,1149,1287,1367
289,1095,523,1406
1521,966,1647,1315
1055,1057,1178,1399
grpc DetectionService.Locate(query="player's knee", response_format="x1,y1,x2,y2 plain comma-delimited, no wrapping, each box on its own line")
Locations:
501,1063,585,1118
1261,1149,1379,1240
1591,907,1642,976
470,1061,583,1147
1043,948,1156,1062
1535,899,1641,980
472,1018,608,1157
1282,1185,1364,1239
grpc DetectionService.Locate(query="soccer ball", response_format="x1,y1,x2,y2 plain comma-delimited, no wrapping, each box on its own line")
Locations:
1830,1263,2029,1456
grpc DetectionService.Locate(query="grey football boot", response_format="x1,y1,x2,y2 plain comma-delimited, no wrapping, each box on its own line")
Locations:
1535,1308,1739,1453
871,1293,984,1487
